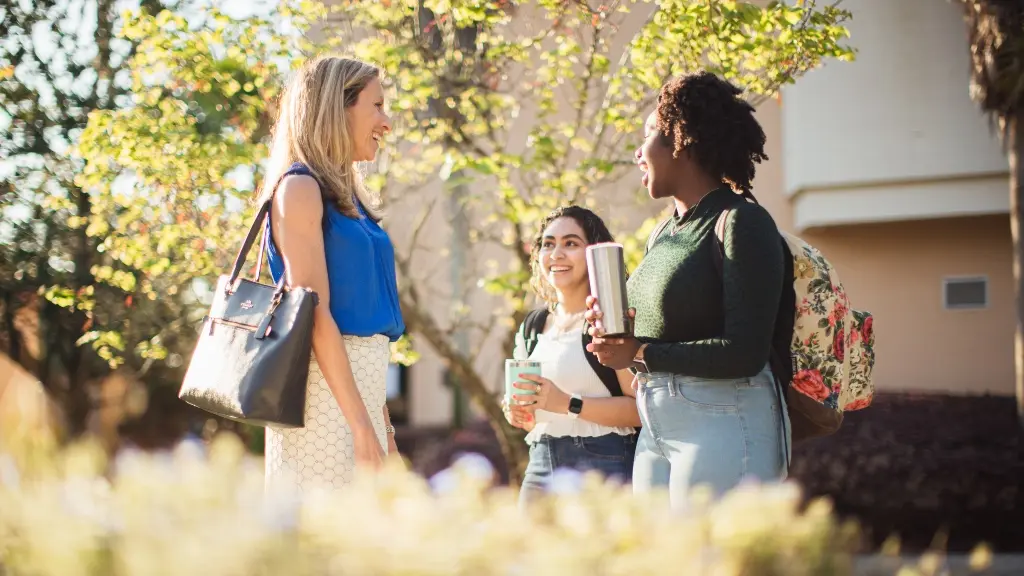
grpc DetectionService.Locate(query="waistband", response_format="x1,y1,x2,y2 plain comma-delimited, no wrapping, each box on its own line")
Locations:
533,432,637,444
635,366,773,390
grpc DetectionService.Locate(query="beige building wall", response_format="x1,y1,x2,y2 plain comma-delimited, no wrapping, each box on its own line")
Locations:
805,216,1013,395
783,0,1006,190
780,0,1009,231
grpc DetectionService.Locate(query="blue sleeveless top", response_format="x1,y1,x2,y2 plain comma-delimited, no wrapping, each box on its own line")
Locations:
266,163,405,342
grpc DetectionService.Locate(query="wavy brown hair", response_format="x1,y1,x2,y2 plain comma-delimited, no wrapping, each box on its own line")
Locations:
529,206,615,309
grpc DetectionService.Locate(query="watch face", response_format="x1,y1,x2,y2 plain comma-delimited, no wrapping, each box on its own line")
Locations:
568,396,584,415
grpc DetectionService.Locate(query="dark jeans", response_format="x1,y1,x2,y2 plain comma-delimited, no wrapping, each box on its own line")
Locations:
518,433,637,508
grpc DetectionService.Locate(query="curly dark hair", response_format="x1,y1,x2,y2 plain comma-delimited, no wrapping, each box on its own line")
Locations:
529,205,615,308
656,71,768,196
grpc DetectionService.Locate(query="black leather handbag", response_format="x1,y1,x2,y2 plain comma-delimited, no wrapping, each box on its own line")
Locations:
178,200,318,428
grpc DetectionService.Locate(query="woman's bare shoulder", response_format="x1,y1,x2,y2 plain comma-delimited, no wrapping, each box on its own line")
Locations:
273,174,322,222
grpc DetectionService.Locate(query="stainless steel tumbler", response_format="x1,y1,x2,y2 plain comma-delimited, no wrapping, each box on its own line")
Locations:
586,242,632,337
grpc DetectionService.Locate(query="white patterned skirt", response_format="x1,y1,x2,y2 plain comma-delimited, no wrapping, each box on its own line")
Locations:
264,334,390,493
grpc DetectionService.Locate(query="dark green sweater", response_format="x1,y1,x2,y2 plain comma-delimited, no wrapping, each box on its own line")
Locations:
628,187,784,378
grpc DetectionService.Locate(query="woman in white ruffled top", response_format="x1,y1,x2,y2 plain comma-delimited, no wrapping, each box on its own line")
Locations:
504,206,641,507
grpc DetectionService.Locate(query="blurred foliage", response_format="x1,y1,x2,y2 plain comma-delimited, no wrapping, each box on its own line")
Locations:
0,433,862,576
75,7,298,367
0,0,177,436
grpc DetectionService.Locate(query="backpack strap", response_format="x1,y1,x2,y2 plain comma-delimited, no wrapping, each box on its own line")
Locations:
518,308,550,358
710,208,733,276
582,332,637,432
645,217,673,254
581,331,624,397
710,205,795,384
709,204,791,461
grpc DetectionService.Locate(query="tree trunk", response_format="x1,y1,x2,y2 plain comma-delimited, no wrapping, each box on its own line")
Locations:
1010,113,1024,428
2,291,22,363
399,299,529,485
67,184,95,437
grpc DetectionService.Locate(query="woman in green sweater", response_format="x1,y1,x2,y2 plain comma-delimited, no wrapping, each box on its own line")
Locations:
586,71,790,505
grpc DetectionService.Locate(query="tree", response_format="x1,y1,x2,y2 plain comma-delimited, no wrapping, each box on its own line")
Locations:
77,0,853,481
0,0,171,436
74,5,313,451
958,1,1024,426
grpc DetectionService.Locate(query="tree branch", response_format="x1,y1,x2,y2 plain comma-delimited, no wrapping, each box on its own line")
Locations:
398,292,529,484
560,14,603,183
403,196,439,263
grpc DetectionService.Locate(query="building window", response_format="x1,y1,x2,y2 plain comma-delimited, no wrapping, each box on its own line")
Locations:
943,276,988,310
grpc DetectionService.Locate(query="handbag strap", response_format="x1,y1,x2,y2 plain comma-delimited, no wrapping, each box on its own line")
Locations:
226,200,286,296
254,218,269,281
248,163,324,284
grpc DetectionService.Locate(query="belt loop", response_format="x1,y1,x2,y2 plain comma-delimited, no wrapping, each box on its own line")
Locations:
668,374,678,397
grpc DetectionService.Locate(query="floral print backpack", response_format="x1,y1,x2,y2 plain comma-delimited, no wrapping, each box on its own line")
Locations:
712,208,876,442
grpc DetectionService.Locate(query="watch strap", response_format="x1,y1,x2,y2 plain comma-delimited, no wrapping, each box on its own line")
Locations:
567,393,583,419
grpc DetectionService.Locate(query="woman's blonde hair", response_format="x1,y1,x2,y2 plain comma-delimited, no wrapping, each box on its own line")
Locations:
259,55,383,220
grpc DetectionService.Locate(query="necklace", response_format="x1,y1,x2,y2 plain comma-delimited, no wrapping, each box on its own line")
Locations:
550,307,587,336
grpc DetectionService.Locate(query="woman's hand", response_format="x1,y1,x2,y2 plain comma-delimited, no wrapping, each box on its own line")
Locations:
502,397,535,431
385,438,407,469
584,295,605,337
382,405,405,467
352,423,387,470
511,373,570,415
585,297,642,370
587,336,642,370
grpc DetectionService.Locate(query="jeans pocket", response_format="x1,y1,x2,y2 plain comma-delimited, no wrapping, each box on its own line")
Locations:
579,435,626,461
524,441,553,478
677,380,740,413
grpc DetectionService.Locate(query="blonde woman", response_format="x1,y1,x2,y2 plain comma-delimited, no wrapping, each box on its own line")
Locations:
260,56,404,493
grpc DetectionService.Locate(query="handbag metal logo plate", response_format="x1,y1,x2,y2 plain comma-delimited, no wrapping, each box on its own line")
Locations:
240,300,254,310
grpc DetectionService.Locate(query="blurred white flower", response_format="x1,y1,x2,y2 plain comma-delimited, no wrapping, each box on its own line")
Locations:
549,467,584,495
451,452,495,479
0,453,19,488
259,486,301,532
0,439,854,575
429,452,495,494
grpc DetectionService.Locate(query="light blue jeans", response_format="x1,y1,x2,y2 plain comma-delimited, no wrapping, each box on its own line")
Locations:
632,366,790,506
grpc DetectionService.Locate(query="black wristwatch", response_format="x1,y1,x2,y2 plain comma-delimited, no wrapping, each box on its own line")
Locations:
568,393,583,419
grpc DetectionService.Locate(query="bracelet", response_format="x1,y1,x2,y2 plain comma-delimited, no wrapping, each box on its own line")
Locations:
385,425,396,435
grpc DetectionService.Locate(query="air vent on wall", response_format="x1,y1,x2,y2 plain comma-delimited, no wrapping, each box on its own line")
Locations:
943,277,988,310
